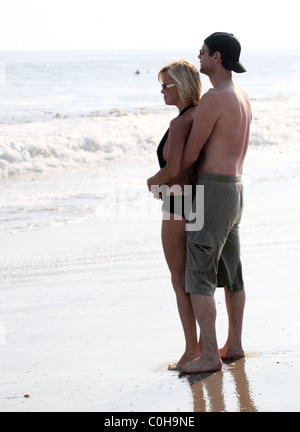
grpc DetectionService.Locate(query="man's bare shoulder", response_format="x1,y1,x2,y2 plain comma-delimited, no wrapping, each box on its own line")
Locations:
206,82,250,110
198,88,222,109
195,89,221,120
169,110,194,132
201,88,220,100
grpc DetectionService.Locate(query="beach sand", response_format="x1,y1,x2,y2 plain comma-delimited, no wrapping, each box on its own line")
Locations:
1,148,300,412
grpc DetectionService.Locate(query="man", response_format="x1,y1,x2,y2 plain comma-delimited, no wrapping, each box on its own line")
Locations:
181,32,252,374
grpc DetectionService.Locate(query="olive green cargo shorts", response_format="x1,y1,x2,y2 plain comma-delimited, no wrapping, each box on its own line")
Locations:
185,173,244,297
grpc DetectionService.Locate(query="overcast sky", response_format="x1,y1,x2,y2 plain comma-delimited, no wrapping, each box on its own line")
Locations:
0,0,299,51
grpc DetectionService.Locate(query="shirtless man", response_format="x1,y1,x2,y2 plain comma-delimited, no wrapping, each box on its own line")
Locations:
181,33,252,374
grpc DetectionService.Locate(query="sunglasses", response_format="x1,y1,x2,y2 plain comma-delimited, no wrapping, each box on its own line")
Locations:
199,49,209,56
161,83,176,90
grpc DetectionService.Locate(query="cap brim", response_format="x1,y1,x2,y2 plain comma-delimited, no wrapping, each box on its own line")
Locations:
231,61,247,73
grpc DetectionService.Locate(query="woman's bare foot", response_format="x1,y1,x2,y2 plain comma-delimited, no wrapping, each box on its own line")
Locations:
180,354,222,374
168,362,184,371
168,350,201,371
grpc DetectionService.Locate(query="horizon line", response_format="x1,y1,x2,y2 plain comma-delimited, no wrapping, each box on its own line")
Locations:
0,45,298,53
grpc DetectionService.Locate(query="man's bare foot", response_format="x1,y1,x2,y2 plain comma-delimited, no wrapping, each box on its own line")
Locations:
180,354,222,374
219,346,245,361
168,350,201,371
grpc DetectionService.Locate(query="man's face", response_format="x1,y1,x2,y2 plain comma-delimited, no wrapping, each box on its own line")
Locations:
198,44,212,75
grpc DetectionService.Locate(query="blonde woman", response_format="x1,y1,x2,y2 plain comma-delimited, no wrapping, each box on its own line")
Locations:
147,60,202,370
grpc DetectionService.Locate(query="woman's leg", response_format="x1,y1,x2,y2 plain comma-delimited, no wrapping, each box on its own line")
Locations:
161,213,201,370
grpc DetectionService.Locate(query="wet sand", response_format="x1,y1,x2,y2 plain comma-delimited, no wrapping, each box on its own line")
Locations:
1,163,300,412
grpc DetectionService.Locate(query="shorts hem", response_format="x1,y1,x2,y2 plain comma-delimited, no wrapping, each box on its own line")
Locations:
185,284,216,297
185,282,244,297
224,284,245,292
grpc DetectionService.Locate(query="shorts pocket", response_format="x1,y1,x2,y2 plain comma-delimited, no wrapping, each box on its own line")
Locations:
186,230,217,272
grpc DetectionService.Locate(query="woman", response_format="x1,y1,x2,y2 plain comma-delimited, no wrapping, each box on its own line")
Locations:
147,60,202,371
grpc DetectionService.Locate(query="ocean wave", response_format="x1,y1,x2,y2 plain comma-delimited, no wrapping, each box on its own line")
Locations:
0,95,299,176
0,108,171,176
250,95,300,146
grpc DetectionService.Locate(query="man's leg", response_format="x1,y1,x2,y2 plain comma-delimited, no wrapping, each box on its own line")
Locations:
181,294,222,373
220,288,245,360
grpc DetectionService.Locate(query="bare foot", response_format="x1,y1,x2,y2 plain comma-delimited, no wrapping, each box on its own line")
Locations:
219,346,245,361
180,355,222,374
168,350,201,371
168,362,183,371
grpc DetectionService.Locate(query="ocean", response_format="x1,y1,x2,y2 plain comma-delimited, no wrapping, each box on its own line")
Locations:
0,48,299,234
1,48,299,123
1,48,300,412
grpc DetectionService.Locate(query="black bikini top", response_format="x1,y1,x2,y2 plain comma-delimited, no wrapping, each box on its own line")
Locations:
156,105,195,169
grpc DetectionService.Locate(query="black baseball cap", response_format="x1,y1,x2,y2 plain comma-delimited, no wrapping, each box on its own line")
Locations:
204,32,247,73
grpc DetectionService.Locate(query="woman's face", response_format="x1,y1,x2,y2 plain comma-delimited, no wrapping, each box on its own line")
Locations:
160,71,180,107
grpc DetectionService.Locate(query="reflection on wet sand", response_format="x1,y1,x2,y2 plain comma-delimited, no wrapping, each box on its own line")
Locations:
183,356,258,412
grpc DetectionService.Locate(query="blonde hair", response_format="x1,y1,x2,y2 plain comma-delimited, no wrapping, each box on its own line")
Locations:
158,59,201,106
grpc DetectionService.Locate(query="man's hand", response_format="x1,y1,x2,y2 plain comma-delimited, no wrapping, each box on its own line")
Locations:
147,178,164,200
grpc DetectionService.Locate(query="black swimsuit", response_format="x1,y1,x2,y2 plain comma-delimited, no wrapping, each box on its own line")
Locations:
156,105,195,219
156,105,194,169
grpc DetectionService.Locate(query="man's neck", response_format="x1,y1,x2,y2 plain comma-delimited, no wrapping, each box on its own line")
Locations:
209,68,232,88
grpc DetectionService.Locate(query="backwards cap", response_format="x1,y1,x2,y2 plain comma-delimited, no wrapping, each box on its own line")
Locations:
204,32,247,73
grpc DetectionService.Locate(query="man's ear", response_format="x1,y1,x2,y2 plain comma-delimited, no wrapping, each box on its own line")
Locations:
213,51,222,63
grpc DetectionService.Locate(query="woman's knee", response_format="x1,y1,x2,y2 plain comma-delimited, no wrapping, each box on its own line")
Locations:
171,272,185,293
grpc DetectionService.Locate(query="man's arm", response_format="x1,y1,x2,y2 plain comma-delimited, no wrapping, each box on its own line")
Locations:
182,90,220,170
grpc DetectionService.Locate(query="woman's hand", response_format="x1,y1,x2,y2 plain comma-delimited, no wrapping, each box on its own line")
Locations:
147,178,167,200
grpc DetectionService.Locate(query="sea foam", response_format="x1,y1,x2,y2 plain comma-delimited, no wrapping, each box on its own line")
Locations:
0,96,299,177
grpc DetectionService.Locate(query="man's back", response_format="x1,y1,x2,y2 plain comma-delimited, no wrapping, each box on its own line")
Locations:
197,80,252,176
183,32,252,177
